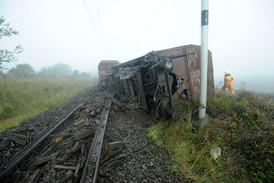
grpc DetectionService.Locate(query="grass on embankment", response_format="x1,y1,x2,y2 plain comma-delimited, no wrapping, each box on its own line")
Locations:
0,77,97,132
147,90,274,183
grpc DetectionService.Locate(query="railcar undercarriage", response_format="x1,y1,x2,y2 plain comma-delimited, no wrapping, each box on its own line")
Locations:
103,45,215,120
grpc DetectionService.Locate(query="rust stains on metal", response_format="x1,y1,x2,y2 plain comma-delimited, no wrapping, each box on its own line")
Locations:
155,45,214,101
99,45,214,120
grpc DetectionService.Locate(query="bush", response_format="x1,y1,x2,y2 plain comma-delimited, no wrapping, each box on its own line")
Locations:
147,89,273,182
207,90,274,182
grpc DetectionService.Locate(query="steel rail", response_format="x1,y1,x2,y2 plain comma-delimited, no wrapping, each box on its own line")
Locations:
80,101,111,183
0,103,83,180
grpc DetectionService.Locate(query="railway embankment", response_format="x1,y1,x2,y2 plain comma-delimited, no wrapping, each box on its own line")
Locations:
0,84,191,182
1,81,273,182
147,89,274,182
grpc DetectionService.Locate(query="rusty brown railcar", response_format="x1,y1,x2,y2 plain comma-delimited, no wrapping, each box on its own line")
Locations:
98,60,120,82
155,45,214,102
101,45,214,120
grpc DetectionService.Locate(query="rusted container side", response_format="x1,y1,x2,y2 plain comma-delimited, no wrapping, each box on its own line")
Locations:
98,60,120,82
155,45,214,102
99,45,214,119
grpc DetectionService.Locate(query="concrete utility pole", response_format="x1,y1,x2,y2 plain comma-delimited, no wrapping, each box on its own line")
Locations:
199,0,209,119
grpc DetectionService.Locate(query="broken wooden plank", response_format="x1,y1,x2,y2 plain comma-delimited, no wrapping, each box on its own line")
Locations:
27,169,42,183
67,140,84,155
101,148,124,166
80,155,86,168
74,163,80,177
74,119,85,126
13,133,28,141
0,140,10,150
60,170,73,183
74,129,94,141
81,144,85,155
110,96,126,108
108,141,125,150
54,165,77,170
104,158,127,172
5,134,26,145
63,161,78,166
80,104,89,111
28,126,40,133
84,122,90,126
33,152,59,167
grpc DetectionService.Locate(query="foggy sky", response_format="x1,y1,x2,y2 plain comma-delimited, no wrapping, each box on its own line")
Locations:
0,0,274,91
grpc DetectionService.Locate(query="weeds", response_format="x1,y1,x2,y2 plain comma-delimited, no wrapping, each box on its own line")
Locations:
0,77,97,131
147,90,274,182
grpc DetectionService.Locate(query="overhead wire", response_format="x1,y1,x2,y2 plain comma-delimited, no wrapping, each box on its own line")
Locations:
94,0,109,57
94,0,99,15
82,0,107,56
129,0,165,57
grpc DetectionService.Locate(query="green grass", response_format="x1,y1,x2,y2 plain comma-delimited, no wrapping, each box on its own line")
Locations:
147,90,274,182
0,77,98,131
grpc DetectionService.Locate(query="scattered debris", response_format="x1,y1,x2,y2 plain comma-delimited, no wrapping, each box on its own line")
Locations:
74,129,95,141
5,134,26,145
33,152,59,167
108,141,125,150
28,169,42,183
0,140,9,150
90,110,96,117
95,120,100,124
55,137,63,143
60,170,73,183
66,140,84,155
210,146,221,160
74,119,85,126
54,165,78,170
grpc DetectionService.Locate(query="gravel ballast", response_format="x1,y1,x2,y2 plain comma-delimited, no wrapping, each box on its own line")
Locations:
0,84,190,182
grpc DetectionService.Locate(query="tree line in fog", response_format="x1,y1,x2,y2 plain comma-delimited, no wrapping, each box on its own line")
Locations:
0,63,93,79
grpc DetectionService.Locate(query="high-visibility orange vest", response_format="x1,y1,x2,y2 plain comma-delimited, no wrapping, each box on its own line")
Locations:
224,75,233,84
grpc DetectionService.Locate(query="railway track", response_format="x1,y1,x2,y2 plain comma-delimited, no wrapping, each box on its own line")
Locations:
0,85,187,182
80,101,111,183
0,103,83,180
0,92,113,182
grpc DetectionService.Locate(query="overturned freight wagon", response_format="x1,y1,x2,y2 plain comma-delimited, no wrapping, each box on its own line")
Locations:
98,60,120,82
104,45,214,120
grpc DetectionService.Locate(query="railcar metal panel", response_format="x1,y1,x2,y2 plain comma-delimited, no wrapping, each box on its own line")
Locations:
99,45,214,120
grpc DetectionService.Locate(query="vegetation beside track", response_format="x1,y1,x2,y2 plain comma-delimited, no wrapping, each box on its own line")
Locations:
0,77,97,131
147,90,274,182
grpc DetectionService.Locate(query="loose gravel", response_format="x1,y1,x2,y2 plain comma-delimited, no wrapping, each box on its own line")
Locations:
100,109,191,183
0,83,191,182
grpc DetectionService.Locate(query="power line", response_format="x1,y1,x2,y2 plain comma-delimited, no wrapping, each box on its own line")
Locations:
82,0,106,56
130,0,165,57
94,0,99,15
94,0,109,56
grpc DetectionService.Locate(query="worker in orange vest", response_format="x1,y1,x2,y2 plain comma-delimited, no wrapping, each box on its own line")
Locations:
222,71,235,96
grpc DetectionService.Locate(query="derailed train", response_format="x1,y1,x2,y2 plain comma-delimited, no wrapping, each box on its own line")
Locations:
99,45,214,120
